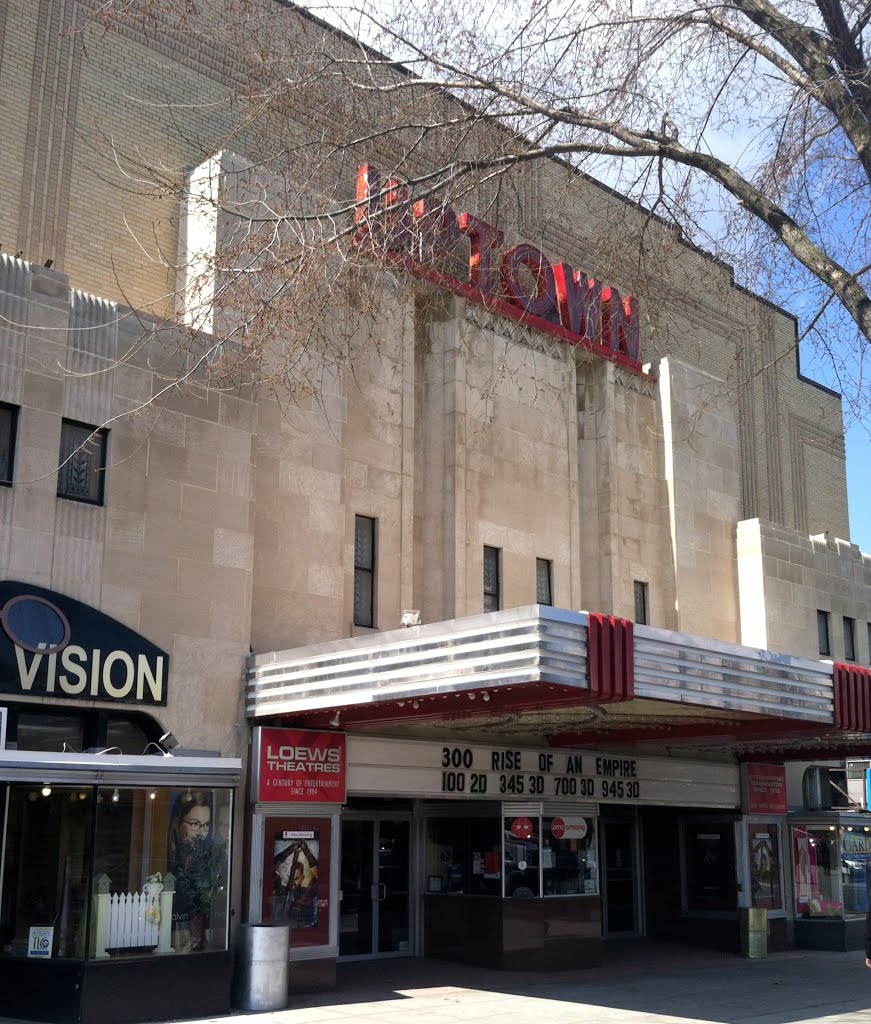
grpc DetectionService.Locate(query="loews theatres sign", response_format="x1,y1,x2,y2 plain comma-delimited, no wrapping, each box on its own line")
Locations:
354,164,642,372
254,727,346,803
0,581,168,706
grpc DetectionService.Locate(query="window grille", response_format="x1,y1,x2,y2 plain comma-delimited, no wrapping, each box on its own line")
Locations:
57,420,107,505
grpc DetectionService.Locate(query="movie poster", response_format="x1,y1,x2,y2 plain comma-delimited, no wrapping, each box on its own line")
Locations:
749,826,781,910
272,831,320,930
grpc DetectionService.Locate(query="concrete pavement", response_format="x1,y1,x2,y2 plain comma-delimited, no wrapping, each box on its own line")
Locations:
198,943,870,1024
2,944,869,1024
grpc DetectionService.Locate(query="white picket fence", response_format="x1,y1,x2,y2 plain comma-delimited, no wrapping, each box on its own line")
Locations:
109,891,159,949
91,873,174,958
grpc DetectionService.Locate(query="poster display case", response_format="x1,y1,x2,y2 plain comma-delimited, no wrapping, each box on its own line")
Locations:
260,816,331,949
748,823,783,911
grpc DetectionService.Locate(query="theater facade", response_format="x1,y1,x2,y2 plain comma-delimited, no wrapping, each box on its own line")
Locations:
1,1,871,1019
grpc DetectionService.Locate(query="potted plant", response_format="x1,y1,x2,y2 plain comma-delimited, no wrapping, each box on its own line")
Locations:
174,838,226,950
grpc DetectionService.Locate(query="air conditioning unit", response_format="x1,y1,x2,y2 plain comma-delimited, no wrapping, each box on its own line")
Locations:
802,766,854,810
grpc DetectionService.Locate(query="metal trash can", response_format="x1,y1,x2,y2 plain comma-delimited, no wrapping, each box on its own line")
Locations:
739,907,767,959
232,923,291,1011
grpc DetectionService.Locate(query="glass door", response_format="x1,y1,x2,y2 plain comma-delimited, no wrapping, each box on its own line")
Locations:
602,819,639,936
339,817,410,958
377,819,410,954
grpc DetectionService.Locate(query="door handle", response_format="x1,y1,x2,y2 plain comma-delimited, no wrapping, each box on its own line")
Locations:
378,882,387,901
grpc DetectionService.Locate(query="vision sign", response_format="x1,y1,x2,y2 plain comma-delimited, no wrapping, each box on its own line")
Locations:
354,164,642,372
0,582,168,706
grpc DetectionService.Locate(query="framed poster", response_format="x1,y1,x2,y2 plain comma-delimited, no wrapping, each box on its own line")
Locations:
748,824,782,910
262,816,331,948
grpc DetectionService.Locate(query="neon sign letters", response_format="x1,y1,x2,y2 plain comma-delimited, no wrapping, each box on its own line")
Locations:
355,164,642,371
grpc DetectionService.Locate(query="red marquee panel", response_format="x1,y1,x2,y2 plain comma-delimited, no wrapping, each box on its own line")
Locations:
586,613,634,701
833,662,871,732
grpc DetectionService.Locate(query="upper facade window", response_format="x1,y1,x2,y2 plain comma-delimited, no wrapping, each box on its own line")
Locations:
0,403,18,485
57,419,107,505
817,610,831,657
483,546,501,612
634,581,649,625
843,616,856,662
536,558,553,606
353,515,376,628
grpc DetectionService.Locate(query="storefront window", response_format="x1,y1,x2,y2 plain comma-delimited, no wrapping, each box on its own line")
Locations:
425,818,501,895
841,828,871,915
793,825,842,918
543,816,598,896
748,824,782,910
0,783,233,961
92,788,232,956
0,785,91,958
684,822,736,911
503,815,540,898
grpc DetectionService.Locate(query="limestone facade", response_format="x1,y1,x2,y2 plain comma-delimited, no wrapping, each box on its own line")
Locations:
738,518,871,663
0,255,255,756
0,0,869,728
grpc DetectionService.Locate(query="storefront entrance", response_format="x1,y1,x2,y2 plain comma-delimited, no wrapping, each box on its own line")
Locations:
602,816,641,937
339,817,410,959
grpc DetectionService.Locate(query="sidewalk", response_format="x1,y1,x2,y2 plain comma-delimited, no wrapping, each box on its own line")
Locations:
2,945,869,1024
200,944,869,1024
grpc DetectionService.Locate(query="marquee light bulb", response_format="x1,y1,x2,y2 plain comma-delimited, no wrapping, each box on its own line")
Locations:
41,785,52,797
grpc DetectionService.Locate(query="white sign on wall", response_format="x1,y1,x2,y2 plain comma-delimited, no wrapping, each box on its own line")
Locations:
27,926,53,958
346,736,740,809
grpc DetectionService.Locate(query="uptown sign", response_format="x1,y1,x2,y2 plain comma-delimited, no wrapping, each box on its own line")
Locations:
355,164,642,372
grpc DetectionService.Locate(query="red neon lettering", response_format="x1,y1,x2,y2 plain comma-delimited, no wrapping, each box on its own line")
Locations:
352,164,643,372
355,165,412,251
457,212,504,295
553,263,601,341
384,178,413,251
412,198,461,265
601,287,640,360
355,163,380,238
501,244,557,321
